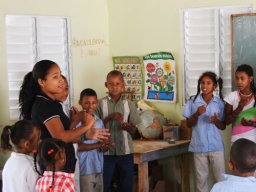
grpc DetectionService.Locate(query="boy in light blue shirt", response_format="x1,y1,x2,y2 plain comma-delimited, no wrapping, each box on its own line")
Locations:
211,138,256,192
78,88,111,192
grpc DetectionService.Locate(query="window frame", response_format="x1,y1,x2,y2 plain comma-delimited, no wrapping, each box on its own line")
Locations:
5,15,73,120
182,5,252,104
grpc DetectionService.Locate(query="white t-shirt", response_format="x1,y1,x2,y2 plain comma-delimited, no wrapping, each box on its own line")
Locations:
2,152,38,192
224,90,255,112
224,91,240,110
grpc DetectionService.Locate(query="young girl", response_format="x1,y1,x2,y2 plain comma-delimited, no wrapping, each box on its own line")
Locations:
183,71,226,192
224,64,256,143
54,75,69,114
19,60,108,173
1,120,41,192
55,75,81,192
35,138,75,192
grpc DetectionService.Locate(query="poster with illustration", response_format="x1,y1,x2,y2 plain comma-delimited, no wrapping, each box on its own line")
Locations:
113,56,143,101
143,52,176,102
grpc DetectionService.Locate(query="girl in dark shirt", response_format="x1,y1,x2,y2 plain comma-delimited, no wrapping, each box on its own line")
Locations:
19,60,108,172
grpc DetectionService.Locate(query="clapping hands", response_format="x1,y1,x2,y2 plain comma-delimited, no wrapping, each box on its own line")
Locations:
86,128,110,142
70,106,83,126
210,113,219,124
109,112,133,131
197,105,220,125
110,112,123,122
99,136,113,152
241,118,255,127
197,105,206,116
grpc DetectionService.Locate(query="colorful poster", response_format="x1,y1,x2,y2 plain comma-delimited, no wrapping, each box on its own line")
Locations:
143,52,176,102
113,56,143,101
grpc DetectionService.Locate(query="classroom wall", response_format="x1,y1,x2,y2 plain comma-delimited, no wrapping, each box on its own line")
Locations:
107,0,255,121
0,0,256,191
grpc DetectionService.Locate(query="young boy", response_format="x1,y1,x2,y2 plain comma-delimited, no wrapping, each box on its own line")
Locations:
78,88,111,192
211,138,256,192
96,70,141,192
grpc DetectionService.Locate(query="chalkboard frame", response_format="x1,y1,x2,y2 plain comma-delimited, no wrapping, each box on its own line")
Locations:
231,13,256,90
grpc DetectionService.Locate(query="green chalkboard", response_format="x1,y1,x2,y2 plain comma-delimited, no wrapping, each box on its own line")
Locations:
231,13,256,89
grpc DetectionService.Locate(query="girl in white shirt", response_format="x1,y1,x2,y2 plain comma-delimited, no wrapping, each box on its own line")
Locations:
224,64,256,143
1,120,41,192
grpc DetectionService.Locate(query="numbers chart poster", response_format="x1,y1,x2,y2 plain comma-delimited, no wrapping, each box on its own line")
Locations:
143,52,176,103
113,56,143,101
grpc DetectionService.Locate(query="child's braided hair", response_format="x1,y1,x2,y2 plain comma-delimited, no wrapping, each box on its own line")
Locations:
36,138,66,189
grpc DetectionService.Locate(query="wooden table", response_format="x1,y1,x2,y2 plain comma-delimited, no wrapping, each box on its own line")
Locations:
133,140,190,192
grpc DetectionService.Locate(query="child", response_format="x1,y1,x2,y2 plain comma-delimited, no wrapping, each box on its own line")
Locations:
183,71,226,192
54,75,81,192
55,75,70,116
53,74,87,134
35,138,75,192
211,138,256,192
78,88,111,192
96,70,141,192
224,64,256,143
1,120,41,192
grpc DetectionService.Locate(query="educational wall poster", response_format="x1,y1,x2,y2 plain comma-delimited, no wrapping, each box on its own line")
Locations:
113,56,143,101
143,52,176,103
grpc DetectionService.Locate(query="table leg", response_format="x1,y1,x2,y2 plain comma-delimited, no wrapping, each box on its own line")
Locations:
180,153,190,192
138,162,149,192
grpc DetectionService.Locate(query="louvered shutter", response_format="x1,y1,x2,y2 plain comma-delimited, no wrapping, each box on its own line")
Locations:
6,16,36,120
36,17,72,114
183,8,219,102
5,15,72,120
183,5,252,103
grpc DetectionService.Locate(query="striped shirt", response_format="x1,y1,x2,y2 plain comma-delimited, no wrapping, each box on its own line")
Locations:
224,91,256,143
36,171,75,192
96,95,141,155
